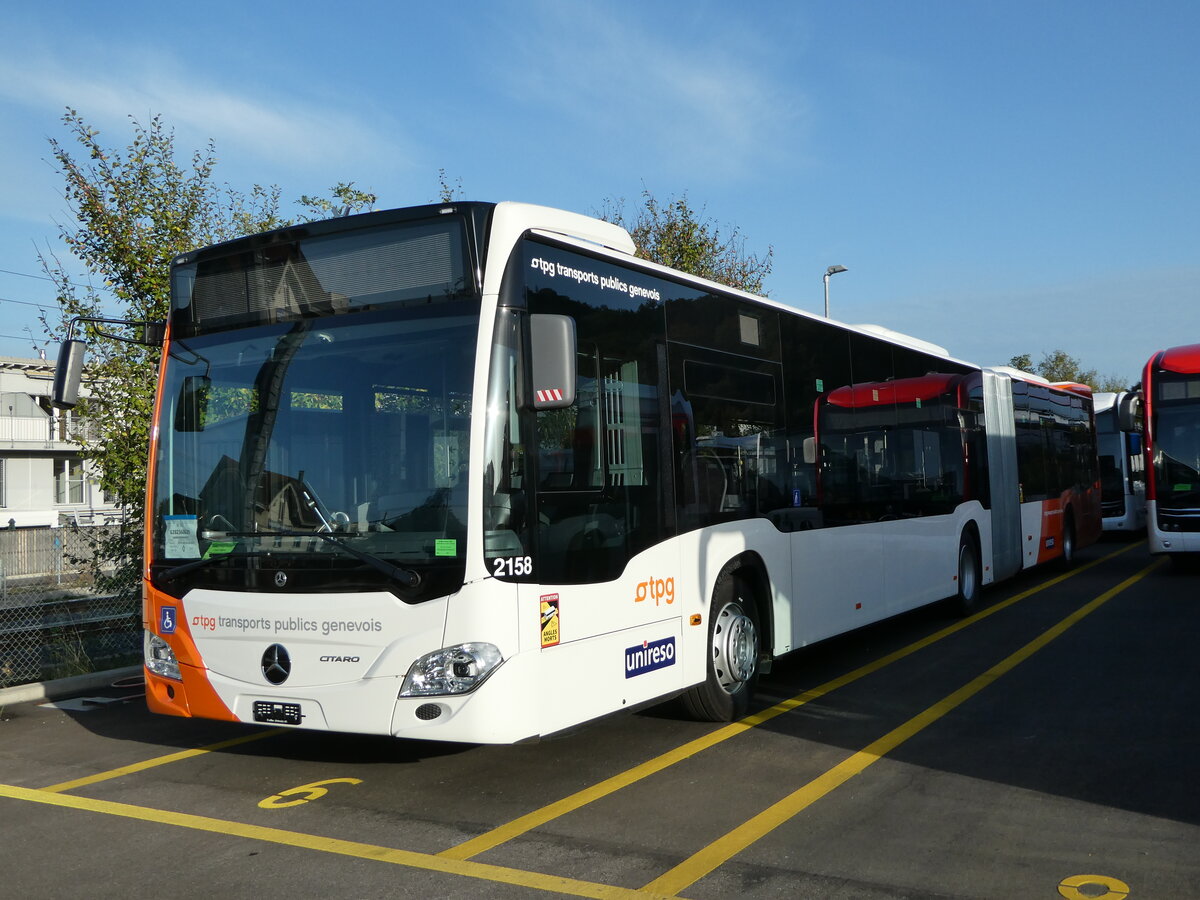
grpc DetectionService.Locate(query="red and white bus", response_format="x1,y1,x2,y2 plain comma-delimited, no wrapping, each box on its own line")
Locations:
1140,343,1200,559
812,368,1100,584
55,201,1103,742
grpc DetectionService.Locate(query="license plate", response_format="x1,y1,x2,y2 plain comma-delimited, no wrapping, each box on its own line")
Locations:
253,701,303,725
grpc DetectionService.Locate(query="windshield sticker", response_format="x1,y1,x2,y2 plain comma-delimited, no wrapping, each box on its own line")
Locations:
435,538,457,557
203,540,238,558
540,594,560,648
163,515,201,559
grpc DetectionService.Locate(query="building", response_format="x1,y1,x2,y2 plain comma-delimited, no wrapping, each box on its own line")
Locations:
0,355,123,528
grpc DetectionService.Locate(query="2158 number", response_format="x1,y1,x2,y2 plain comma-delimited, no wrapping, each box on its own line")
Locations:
492,556,533,577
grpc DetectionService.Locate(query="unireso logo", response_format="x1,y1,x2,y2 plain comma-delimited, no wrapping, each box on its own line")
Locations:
624,636,676,678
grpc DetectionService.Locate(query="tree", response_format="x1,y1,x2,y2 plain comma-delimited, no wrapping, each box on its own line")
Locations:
597,190,773,295
436,168,464,202
297,181,378,219
1008,350,1130,393
40,108,374,597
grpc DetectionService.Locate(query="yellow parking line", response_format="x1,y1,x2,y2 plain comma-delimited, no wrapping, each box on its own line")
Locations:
0,782,679,899
641,556,1165,897
40,728,286,793
440,541,1138,861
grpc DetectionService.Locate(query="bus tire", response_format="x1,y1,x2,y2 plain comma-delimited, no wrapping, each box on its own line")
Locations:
681,571,760,722
1060,514,1076,568
953,530,982,616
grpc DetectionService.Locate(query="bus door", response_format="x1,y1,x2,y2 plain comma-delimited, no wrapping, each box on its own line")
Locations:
804,382,888,634
875,375,972,611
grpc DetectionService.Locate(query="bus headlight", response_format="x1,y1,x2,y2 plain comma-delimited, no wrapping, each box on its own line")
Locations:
399,643,503,697
144,631,181,680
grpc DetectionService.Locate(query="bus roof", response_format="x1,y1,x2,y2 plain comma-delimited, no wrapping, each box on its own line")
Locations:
989,365,1049,385
850,324,950,357
1154,343,1200,374
1049,381,1093,398
826,373,965,407
1092,391,1120,413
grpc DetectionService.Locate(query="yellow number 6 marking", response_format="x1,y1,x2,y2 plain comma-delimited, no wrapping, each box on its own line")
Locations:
1058,874,1131,900
258,778,363,809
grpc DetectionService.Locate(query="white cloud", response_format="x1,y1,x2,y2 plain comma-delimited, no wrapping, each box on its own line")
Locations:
493,3,809,180
0,44,408,180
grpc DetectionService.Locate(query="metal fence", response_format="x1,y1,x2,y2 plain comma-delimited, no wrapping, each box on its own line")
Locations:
0,525,140,689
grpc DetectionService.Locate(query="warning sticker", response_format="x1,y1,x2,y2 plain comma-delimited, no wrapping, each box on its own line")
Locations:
540,594,560,648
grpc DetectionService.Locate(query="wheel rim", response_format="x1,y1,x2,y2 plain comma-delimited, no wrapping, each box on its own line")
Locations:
713,600,757,694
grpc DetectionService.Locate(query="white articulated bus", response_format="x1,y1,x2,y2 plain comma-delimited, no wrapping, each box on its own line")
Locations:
1093,391,1145,532
55,201,1102,742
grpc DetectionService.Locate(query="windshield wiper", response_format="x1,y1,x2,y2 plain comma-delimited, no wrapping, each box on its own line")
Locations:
254,529,422,588
156,531,423,588
157,551,262,583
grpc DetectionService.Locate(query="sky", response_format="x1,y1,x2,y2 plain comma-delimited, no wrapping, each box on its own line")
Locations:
1,1,1197,386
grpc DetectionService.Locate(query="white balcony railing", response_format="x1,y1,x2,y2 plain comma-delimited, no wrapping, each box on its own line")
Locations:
0,415,95,445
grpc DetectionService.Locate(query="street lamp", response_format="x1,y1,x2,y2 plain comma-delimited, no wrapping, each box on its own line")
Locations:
823,265,847,318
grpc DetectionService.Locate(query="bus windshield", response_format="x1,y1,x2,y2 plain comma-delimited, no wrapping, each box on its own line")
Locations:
1095,414,1127,506
150,302,478,597
1153,373,1200,507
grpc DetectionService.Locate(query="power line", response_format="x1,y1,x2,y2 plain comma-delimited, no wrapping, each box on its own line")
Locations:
0,294,58,311
0,266,94,291
0,331,51,360
0,331,54,361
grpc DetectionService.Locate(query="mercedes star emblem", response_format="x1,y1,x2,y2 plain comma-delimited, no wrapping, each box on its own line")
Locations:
261,644,291,685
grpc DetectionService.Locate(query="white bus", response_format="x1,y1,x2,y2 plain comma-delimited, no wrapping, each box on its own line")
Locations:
1093,391,1145,532
56,201,1102,742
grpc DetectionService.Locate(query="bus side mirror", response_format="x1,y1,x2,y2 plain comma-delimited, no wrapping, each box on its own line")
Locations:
51,340,87,410
802,436,817,465
174,375,212,432
529,314,577,410
50,317,165,411
1116,392,1142,433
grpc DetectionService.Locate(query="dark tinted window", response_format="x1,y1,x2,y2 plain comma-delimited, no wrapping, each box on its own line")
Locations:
521,239,670,584
173,218,471,336
1013,381,1096,501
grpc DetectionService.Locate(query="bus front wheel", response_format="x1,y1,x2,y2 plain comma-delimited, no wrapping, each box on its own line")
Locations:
681,572,760,722
1060,515,1076,567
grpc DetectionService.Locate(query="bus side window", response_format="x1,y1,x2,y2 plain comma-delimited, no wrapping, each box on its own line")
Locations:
670,352,784,531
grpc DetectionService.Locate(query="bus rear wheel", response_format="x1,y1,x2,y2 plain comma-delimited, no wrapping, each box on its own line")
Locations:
681,572,760,722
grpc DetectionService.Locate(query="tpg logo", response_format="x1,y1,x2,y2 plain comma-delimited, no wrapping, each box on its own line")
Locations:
633,575,675,606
